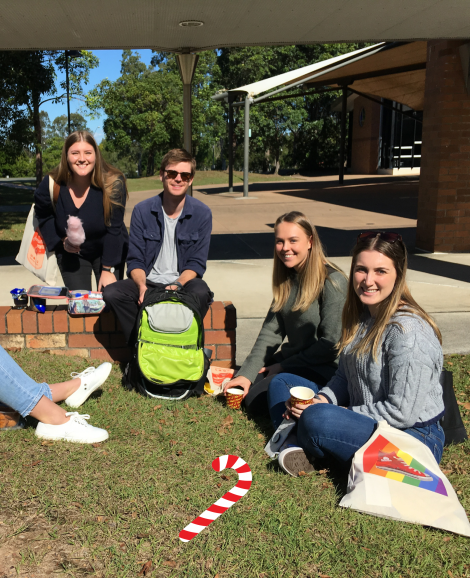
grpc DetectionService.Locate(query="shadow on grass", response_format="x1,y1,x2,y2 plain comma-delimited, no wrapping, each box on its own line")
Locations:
0,240,21,260
248,409,350,500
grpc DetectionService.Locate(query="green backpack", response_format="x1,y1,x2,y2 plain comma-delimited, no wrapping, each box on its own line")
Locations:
125,287,210,400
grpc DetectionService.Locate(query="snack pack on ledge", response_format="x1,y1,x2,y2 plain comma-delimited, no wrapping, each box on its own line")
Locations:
26,285,106,315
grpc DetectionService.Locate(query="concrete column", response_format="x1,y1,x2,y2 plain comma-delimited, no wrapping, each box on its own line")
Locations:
243,95,251,197
176,51,199,196
416,40,470,252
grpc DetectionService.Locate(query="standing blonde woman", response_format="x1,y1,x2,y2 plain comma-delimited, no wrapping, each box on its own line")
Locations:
269,232,445,477
34,131,129,291
223,211,347,413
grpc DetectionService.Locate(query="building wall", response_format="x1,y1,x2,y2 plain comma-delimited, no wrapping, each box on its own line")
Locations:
416,40,470,252
351,95,381,174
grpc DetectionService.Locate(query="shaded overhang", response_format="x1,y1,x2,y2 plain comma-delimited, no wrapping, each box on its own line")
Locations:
213,42,428,112
307,41,428,111
1,1,470,51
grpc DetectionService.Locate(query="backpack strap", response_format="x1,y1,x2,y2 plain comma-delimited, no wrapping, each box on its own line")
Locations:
48,176,61,213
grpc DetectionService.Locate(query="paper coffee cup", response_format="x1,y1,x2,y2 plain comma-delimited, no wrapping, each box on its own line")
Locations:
226,388,244,410
289,386,315,406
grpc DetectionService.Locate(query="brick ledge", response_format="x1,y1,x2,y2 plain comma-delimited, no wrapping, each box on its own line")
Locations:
0,302,236,368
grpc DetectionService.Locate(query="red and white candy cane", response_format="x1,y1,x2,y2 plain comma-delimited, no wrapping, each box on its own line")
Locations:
179,455,252,542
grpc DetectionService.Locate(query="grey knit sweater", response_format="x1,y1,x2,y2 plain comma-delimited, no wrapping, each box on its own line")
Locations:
238,269,347,384
320,311,445,428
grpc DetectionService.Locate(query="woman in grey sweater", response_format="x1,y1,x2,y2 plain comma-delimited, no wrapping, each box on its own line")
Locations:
269,231,445,477
223,211,347,413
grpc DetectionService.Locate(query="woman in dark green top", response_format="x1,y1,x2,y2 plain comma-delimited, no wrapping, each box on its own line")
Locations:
223,211,347,413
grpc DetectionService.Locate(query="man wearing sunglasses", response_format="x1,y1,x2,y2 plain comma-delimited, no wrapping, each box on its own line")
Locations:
103,148,213,345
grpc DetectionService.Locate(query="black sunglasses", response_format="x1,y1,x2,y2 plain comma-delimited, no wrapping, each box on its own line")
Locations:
164,169,193,182
357,231,403,244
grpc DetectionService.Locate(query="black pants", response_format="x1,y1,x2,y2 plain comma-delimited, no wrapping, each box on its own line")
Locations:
103,277,213,345
243,366,329,416
57,252,124,291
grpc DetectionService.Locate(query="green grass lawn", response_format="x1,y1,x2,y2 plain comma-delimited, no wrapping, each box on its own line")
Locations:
0,351,469,578
0,183,34,253
0,186,33,258
0,183,35,206
126,171,305,193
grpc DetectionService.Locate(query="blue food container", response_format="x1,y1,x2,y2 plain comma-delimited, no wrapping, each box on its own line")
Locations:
10,288,28,309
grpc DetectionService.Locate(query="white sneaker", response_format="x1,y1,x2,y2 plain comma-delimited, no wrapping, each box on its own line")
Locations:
35,412,109,444
65,362,112,408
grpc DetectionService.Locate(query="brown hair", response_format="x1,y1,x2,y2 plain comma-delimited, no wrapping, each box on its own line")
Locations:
160,148,196,175
271,211,345,312
49,131,128,226
338,234,442,358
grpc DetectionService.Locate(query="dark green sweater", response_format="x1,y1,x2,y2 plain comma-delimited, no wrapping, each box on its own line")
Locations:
239,269,347,383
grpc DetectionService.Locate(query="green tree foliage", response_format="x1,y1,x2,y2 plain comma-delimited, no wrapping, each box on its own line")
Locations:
216,44,368,172
87,50,179,177
40,111,91,173
0,50,98,183
87,50,224,177
99,139,141,178
47,113,89,141
82,44,371,177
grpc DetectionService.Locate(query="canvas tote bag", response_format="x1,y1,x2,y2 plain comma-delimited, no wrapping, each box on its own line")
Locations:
339,421,470,537
15,176,60,286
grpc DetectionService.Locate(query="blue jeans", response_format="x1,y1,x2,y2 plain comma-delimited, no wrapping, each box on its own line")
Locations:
0,346,52,417
268,373,445,465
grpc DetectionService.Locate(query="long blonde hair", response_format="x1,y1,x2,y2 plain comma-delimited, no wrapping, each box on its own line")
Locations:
338,234,442,358
49,131,128,225
272,211,344,312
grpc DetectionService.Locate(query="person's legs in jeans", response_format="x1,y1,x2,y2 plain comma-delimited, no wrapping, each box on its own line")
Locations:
102,279,156,345
403,423,445,464
298,405,446,465
244,374,275,415
0,346,82,424
246,367,328,416
297,404,377,465
267,373,320,431
184,278,213,319
57,252,96,291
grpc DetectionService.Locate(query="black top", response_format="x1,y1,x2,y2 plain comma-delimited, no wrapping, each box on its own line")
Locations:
34,175,129,267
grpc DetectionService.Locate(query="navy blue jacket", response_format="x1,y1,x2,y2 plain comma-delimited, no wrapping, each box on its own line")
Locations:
34,175,128,267
127,192,212,278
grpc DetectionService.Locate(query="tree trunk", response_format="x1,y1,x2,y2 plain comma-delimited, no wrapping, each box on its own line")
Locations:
32,94,42,187
274,157,280,175
138,149,142,178
146,150,155,177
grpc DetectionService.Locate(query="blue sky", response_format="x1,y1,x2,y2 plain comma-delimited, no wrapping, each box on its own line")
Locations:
41,49,154,143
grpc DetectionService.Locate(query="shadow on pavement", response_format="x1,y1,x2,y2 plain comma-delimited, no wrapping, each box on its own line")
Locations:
209,226,470,285
408,255,470,284
209,227,417,260
201,176,419,221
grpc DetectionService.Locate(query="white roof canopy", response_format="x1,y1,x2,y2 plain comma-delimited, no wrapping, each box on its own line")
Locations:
213,41,429,111
213,43,387,100
1,1,470,52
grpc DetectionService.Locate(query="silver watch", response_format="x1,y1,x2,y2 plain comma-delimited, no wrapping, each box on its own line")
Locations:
103,266,115,274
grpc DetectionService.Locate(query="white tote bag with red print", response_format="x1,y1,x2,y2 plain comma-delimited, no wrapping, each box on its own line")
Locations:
15,177,58,286
340,421,470,536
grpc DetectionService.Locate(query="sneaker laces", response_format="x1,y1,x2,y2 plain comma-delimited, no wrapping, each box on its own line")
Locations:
65,412,91,426
71,367,96,379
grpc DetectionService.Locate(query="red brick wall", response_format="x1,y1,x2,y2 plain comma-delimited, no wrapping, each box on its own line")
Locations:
351,95,381,174
0,301,236,368
416,40,470,252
